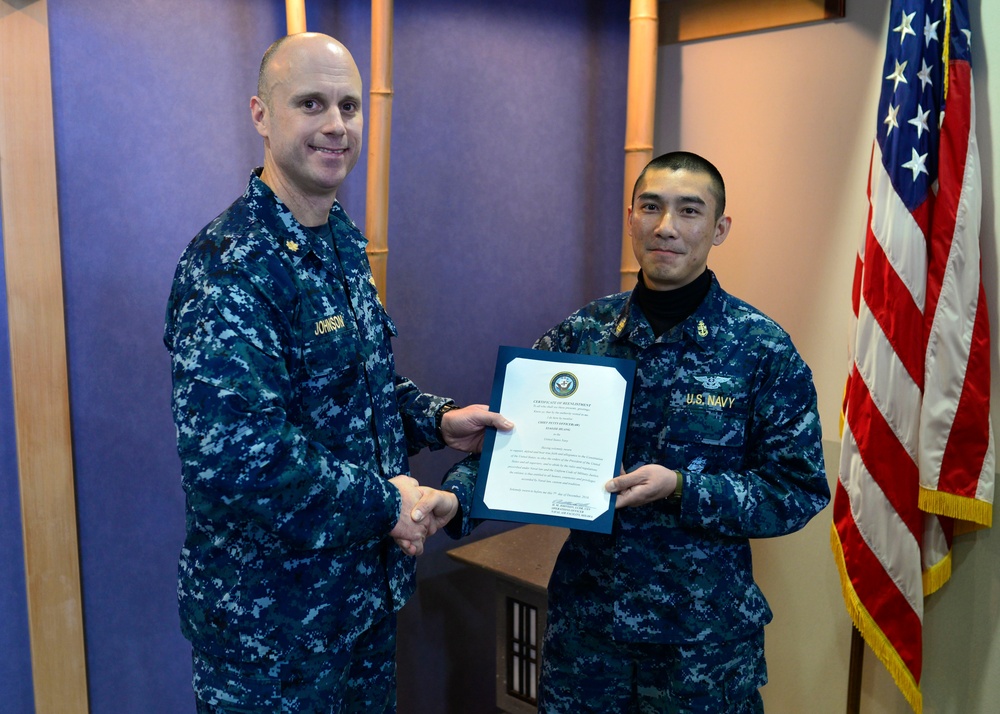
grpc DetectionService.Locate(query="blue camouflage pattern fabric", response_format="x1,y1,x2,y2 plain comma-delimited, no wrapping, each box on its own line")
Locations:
444,272,828,707
164,171,450,671
192,613,397,713
538,621,765,713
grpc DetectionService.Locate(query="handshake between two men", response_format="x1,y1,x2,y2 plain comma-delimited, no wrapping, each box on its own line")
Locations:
389,404,514,556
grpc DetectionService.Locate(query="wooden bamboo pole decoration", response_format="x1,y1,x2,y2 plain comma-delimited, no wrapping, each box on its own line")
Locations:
620,0,659,291
365,0,393,305
0,1,89,711
285,0,307,34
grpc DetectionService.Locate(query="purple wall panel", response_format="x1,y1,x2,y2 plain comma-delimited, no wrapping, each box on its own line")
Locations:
384,2,629,711
0,1,632,712
389,0,628,404
47,1,283,711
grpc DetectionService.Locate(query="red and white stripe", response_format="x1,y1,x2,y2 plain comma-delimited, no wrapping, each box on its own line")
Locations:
833,39,993,714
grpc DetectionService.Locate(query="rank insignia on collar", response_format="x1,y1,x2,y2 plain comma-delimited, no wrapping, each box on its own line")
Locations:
286,240,299,252
697,320,708,337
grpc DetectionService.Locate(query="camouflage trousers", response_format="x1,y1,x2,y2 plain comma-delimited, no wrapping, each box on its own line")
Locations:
538,605,766,714
192,613,397,714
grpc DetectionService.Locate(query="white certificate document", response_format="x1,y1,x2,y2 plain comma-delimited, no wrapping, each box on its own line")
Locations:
471,346,635,533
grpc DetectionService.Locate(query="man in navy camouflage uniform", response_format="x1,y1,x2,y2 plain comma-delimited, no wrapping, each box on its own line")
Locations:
165,33,510,713
444,151,829,712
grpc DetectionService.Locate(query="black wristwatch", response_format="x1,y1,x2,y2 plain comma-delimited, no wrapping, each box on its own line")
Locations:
435,402,459,440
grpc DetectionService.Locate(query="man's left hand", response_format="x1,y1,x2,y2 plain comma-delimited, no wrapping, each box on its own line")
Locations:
440,404,513,453
605,464,679,508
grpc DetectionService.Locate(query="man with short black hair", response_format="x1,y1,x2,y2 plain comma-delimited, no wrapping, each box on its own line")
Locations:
444,151,829,712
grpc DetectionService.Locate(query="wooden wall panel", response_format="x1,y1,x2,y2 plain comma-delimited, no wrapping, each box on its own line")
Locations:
621,0,658,290
660,0,845,44
0,1,90,711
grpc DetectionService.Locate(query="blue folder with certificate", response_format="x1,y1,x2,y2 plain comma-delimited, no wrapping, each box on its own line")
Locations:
471,346,636,534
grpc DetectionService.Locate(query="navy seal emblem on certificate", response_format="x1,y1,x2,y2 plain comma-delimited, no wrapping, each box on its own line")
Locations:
549,371,579,398
471,346,636,533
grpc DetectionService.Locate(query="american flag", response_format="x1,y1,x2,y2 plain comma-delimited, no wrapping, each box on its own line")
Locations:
832,1,994,712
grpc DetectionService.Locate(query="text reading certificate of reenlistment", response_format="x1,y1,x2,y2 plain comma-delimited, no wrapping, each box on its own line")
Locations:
471,346,635,533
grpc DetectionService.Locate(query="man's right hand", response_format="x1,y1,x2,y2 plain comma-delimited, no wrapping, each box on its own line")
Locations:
389,476,428,556
410,487,459,539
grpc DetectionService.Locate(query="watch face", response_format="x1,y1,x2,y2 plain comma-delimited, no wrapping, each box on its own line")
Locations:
437,403,456,428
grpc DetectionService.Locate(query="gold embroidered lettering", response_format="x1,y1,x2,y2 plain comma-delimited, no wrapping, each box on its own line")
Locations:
690,393,736,408
314,315,346,335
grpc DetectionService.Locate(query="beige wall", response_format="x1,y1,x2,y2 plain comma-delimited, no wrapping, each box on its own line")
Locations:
655,2,1000,713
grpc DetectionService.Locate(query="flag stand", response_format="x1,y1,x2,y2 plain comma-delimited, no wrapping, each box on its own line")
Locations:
846,626,864,714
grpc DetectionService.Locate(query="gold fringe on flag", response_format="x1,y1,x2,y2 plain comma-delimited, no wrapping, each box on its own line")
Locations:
830,524,923,714
942,0,951,98
918,488,994,528
921,550,952,597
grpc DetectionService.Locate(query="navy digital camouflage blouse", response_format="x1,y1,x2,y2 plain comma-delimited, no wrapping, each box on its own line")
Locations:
165,172,449,663
445,273,830,644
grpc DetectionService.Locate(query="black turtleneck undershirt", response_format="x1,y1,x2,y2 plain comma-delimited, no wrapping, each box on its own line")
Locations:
633,268,711,338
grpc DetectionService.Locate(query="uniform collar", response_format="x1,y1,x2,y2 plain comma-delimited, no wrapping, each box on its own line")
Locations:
613,270,725,351
243,169,367,265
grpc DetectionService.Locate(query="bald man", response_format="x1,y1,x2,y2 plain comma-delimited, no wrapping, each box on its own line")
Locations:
165,33,509,712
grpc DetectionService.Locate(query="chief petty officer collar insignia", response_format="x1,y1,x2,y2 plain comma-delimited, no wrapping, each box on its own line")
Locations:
697,319,708,337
